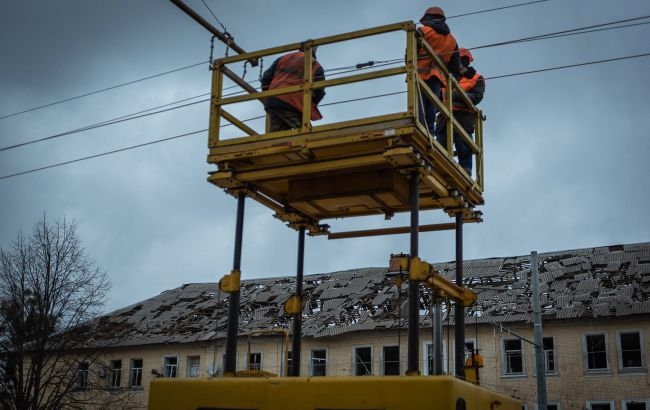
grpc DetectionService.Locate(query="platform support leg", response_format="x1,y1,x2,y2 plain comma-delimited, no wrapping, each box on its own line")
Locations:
291,226,306,376
225,193,245,375
407,172,420,375
433,294,444,375
454,211,465,379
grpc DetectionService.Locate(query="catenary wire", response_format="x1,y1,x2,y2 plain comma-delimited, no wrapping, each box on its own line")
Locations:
0,61,208,121
446,0,551,19
0,0,567,122
470,15,650,50
2,50,648,181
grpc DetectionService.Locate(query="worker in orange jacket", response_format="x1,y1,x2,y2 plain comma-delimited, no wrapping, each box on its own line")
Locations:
261,44,326,132
417,6,464,137
435,47,485,177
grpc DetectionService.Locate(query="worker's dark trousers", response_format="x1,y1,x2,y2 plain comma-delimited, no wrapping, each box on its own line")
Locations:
417,77,442,136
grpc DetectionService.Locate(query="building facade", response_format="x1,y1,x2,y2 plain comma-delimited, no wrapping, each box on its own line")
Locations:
78,242,650,409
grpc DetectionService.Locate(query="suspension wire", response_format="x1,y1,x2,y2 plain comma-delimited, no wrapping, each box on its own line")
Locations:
485,52,650,80
470,15,650,51
0,86,246,153
0,129,208,180
2,50,646,156
0,98,210,152
2,10,645,122
200,0,228,32
446,0,551,19
0,62,207,121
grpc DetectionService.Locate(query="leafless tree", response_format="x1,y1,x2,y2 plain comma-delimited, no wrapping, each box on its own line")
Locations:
0,215,136,409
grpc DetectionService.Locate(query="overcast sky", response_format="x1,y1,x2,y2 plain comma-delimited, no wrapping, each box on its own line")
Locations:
1,0,649,313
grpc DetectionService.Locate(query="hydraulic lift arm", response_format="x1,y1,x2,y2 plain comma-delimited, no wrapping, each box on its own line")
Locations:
390,254,477,307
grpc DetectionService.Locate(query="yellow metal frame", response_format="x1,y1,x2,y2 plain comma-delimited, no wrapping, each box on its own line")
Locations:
207,21,485,233
149,376,520,410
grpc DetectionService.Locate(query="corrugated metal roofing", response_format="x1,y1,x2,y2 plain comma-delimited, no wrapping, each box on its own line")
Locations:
83,242,650,347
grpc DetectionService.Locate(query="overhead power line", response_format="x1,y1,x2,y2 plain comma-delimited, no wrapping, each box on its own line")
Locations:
2,50,648,182
0,61,207,121
0,95,210,152
470,15,650,50
447,0,550,19
485,52,650,80
0,129,208,180
0,4,644,122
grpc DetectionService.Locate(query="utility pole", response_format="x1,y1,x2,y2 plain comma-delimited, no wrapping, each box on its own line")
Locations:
531,251,548,410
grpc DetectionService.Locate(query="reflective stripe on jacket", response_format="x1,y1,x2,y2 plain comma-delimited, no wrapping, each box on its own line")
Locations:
417,26,458,84
269,51,323,120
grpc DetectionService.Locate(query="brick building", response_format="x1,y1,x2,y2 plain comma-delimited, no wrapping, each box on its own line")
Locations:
77,242,650,409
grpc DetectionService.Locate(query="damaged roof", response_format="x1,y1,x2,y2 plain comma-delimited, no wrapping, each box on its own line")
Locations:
85,242,650,347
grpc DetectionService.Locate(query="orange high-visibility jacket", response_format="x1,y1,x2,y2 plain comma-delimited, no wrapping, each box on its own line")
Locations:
417,26,458,84
453,72,482,112
269,51,323,120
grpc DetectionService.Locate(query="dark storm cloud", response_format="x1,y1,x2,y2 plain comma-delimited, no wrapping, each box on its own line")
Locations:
1,0,649,312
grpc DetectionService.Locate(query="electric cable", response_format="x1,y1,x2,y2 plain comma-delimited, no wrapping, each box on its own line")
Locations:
3,49,648,181
485,52,650,80
446,0,551,19
0,62,208,121
1,7,645,122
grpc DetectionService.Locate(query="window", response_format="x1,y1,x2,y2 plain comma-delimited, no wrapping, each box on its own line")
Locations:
163,356,178,378
354,347,372,376
587,401,613,410
129,359,143,387
76,361,89,389
383,345,400,375
425,342,447,375
109,360,122,388
464,340,476,362
547,404,559,410
187,355,200,377
311,349,327,376
286,351,293,376
503,339,524,375
248,352,262,371
543,337,556,373
618,331,644,370
624,400,649,410
584,333,609,371
535,337,557,374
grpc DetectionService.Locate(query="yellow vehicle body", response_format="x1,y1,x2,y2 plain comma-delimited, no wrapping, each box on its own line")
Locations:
149,375,520,410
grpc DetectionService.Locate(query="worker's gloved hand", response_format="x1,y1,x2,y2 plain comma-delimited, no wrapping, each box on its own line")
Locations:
463,67,476,78
464,67,476,78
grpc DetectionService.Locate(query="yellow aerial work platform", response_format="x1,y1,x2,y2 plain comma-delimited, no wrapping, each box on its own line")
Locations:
206,21,485,235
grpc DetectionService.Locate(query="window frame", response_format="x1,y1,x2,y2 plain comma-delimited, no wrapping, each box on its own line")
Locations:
353,346,373,376
502,338,525,377
586,400,614,410
534,336,558,375
382,345,400,376
108,359,122,388
535,403,560,410
310,349,327,377
162,355,179,378
129,358,143,388
248,352,262,371
423,341,448,375
285,350,292,376
617,329,645,372
623,399,650,410
187,355,201,377
583,332,610,373
75,361,90,390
